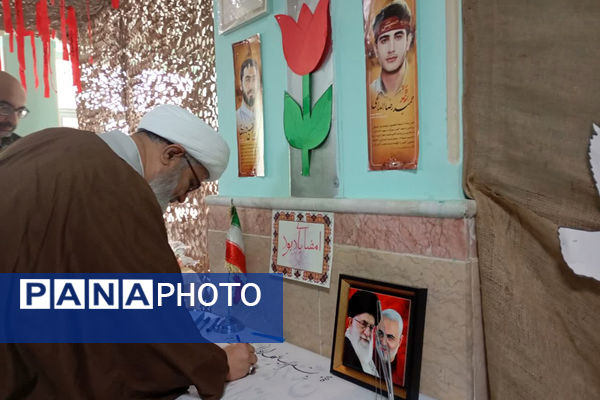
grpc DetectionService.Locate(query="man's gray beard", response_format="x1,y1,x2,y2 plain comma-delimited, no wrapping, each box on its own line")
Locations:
345,326,373,366
382,344,398,362
149,161,185,212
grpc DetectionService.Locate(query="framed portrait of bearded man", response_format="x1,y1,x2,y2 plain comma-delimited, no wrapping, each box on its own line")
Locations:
331,275,426,400
363,0,419,171
232,34,265,177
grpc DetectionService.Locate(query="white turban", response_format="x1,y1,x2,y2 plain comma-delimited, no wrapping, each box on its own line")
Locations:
138,104,230,181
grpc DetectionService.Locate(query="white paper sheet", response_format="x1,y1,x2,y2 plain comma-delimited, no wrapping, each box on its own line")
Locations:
558,228,600,280
277,220,325,273
271,210,334,288
177,341,436,400
558,123,600,282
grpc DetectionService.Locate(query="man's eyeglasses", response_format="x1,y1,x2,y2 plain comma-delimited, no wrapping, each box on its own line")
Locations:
184,155,202,194
0,102,29,119
353,318,375,331
377,329,398,341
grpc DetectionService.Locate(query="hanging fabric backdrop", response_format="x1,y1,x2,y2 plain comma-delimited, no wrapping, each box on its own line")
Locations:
76,0,219,271
463,0,600,399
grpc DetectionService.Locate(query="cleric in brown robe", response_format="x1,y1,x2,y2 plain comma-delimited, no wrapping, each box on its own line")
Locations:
0,105,257,399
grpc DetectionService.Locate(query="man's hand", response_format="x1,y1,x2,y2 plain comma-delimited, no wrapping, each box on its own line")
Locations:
223,343,258,381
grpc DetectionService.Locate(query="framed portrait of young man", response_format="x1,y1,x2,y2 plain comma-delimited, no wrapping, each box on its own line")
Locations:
232,34,265,177
363,0,419,171
331,275,427,400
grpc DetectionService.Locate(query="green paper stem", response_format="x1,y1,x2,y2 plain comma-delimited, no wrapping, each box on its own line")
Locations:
283,78,332,177
302,73,311,118
301,148,310,176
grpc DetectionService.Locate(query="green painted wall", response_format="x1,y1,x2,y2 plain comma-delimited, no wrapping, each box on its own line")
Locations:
2,35,59,136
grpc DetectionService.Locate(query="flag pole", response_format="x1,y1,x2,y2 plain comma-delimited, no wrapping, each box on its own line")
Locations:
214,201,245,336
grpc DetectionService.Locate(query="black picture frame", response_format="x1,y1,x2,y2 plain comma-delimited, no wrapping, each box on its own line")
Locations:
330,274,427,400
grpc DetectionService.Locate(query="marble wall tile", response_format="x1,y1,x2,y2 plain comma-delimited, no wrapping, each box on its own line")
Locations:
467,218,479,260
209,205,470,261
207,205,272,236
468,260,488,400
334,213,468,260
206,205,230,232
281,280,322,355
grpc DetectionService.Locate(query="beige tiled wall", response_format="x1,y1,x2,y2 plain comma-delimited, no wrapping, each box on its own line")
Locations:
207,206,486,400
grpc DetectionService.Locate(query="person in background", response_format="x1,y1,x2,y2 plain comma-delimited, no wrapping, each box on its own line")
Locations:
0,71,28,151
0,104,257,400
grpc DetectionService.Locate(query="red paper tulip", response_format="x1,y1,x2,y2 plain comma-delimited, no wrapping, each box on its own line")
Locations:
275,0,330,76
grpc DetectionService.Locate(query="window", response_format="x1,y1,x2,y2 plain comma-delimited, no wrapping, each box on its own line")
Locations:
55,40,79,128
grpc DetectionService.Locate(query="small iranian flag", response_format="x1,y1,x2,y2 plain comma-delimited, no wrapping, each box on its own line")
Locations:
225,206,246,274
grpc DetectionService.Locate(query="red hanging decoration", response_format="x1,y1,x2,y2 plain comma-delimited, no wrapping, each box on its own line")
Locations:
66,6,81,92
112,0,119,9
2,0,14,53
86,0,93,64
15,0,27,90
36,0,52,98
60,0,69,60
27,31,39,89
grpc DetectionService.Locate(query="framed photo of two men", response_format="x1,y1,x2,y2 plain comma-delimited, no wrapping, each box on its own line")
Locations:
331,275,427,400
363,0,420,171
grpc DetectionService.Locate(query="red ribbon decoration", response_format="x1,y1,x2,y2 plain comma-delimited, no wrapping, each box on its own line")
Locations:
112,0,119,9
15,0,27,90
27,31,39,89
36,0,52,97
2,0,14,53
66,6,81,92
60,0,69,60
26,31,39,89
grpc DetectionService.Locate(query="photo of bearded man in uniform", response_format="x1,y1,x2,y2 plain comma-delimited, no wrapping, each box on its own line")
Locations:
233,34,265,177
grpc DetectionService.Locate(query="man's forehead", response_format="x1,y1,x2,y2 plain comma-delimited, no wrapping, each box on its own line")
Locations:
0,90,26,108
378,28,408,40
0,73,26,107
243,66,257,77
382,317,400,332
355,311,375,322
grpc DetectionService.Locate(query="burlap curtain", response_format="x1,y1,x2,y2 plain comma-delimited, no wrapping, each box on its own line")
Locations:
463,0,600,398
76,0,218,271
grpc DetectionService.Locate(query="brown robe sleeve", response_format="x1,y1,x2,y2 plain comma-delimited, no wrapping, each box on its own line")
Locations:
0,128,229,399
